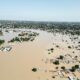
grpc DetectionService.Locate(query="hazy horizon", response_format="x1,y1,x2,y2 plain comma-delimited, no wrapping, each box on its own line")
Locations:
0,0,80,22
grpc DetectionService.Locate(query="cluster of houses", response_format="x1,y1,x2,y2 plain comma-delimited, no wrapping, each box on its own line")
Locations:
48,54,80,80
49,69,80,80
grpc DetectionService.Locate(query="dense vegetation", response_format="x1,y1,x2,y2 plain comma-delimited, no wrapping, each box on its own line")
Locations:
0,39,5,45
0,20,80,35
8,32,39,43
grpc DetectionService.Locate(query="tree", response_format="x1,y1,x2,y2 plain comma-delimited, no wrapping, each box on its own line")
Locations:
68,46,71,49
61,66,65,70
32,68,37,72
75,65,79,69
53,60,59,65
0,39,5,45
70,66,76,72
59,55,64,60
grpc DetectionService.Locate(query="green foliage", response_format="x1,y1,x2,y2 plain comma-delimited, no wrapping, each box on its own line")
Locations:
61,66,65,70
59,55,64,60
0,39,5,45
70,66,76,72
68,46,71,49
0,20,80,35
20,37,30,41
9,37,21,42
75,65,79,69
70,65,79,72
53,60,59,65
32,68,37,72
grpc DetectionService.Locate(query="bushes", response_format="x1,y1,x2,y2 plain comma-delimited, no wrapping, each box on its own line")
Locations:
20,37,30,41
70,65,79,72
9,37,21,42
53,60,59,65
68,46,71,49
9,32,39,43
48,48,54,53
32,68,37,72
0,30,3,35
61,66,65,70
59,55,64,60
0,39,5,45
50,48,54,51
56,45,59,48
70,66,76,72
75,65,79,69
15,37,21,42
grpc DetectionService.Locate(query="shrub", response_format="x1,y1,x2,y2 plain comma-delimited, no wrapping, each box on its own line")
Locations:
70,66,76,72
78,41,80,44
52,76,55,78
0,30,3,35
61,66,65,70
48,52,51,54
56,45,59,48
53,60,59,65
20,37,30,41
68,46,71,49
9,37,20,42
51,48,54,51
75,65,79,69
0,39,5,45
15,37,21,42
32,68,37,72
59,55,64,60
55,67,58,69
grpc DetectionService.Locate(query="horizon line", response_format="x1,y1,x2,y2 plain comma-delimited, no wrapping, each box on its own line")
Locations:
0,19,80,23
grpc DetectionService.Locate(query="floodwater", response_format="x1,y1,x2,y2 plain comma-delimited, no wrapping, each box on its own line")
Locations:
0,29,79,80
0,29,54,80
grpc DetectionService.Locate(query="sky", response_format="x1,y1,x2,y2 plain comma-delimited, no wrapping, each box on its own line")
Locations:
0,0,80,21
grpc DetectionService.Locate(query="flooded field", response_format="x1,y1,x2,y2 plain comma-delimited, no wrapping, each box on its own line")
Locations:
0,29,80,80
